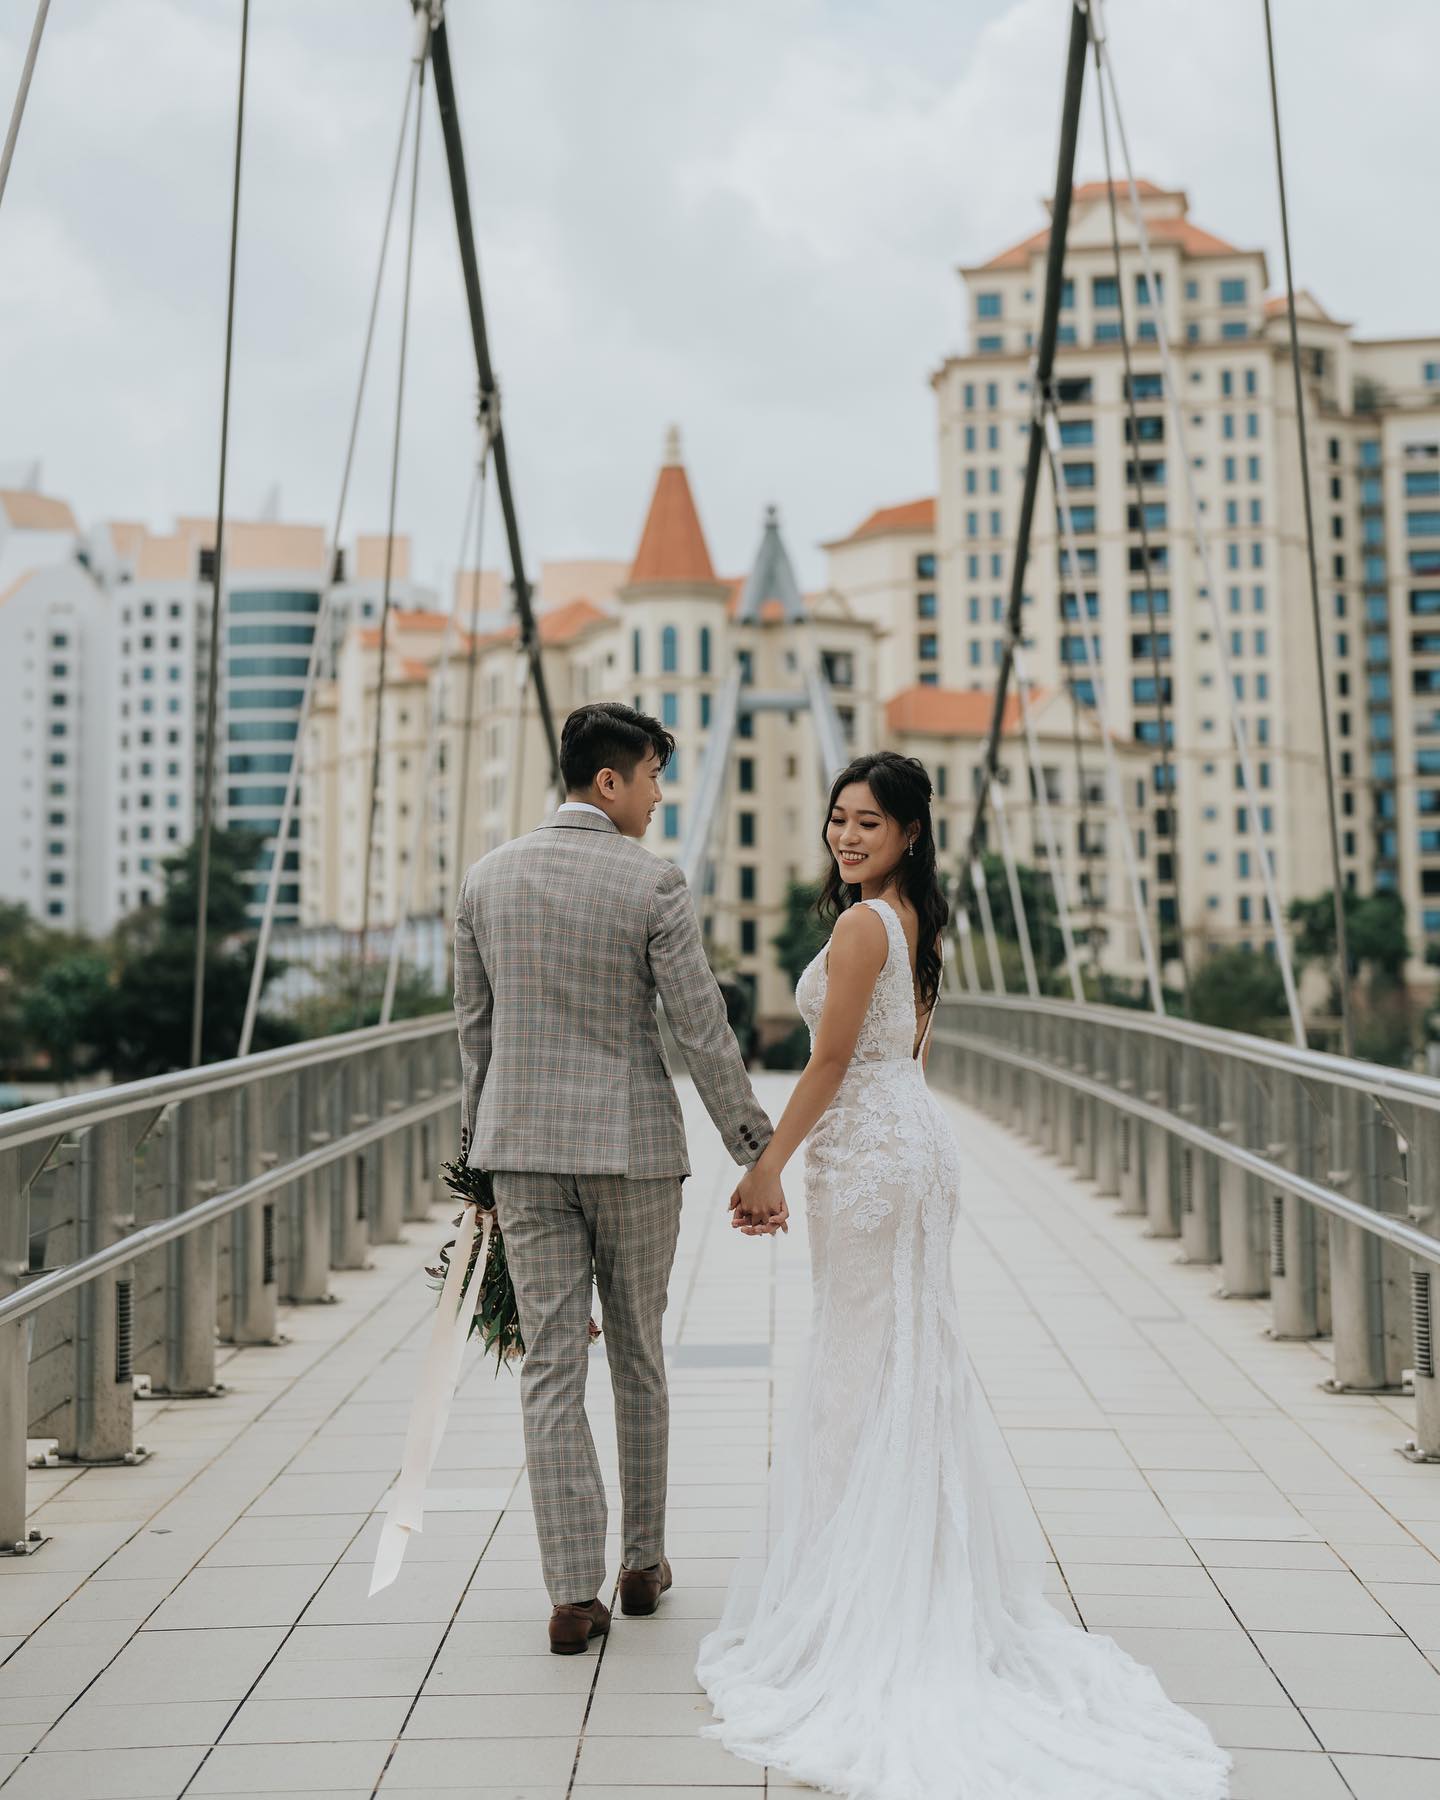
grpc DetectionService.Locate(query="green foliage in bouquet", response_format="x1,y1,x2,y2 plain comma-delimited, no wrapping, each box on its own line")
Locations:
428,1152,525,1372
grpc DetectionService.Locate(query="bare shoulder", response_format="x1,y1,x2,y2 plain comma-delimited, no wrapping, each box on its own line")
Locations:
829,903,889,968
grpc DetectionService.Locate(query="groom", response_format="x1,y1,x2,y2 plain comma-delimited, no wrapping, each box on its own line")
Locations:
453,701,779,1654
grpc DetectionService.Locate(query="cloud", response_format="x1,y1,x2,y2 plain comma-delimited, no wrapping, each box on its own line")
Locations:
1,0,1436,594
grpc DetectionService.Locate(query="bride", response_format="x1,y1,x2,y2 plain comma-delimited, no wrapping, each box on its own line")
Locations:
696,751,1230,1800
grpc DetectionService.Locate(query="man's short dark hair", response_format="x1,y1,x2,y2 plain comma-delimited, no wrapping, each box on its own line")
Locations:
560,702,675,793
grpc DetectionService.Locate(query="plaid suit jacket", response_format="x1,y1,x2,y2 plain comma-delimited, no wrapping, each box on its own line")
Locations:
453,807,772,1177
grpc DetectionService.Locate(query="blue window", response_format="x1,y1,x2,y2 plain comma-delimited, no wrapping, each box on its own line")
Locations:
1127,502,1167,532
964,425,976,451
963,383,975,408
969,641,981,667
1056,324,1077,346
1364,516,1385,545
1135,273,1162,305
228,656,309,679
988,468,1000,494
1127,372,1164,400
1251,542,1264,568
1137,321,1158,342
1067,506,1097,533
1223,456,1236,482
229,688,303,709
1061,592,1100,619
1186,322,1201,342
967,554,979,579
1425,362,1440,385
1059,419,1093,447
965,510,978,536
977,335,1003,354
660,692,679,727
663,803,680,840
1094,322,1122,343
699,625,711,674
1136,718,1174,744
700,692,711,727
229,623,314,645
1248,456,1261,480
1184,279,1199,301
1063,462,1095,488
632,627,642,674
1413,550,1440,575
977,292,1002,318
1222,414,1235,440
1059,278,1074,309
918,633,939,662
1406,471,1440,497
1409,512,1440,536
916,552,936,579
1071,680,1096,706
661,625,678,672
1412,591,1440,616
663,750,680,784
1092,277,1119,308
1221,322,1248,340
1128,588,1171,614
1360,441,1381,468
965,470,977,495
917,591,938,619
1246,413,1259,438
1060,635,1093,665
230,719,298,741
227,589,321,615
1366,554,1387,582
1220,278,1247,305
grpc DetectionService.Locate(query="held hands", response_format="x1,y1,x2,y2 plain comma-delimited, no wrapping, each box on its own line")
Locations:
729,1162,789,1237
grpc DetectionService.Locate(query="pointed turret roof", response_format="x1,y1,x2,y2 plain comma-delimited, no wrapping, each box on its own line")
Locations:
627,426,717,587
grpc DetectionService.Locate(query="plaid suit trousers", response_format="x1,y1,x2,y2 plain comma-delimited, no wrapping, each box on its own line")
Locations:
493,1170,682,1604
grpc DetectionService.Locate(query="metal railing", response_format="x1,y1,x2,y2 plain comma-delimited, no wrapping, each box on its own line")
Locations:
0,1014,459,1554
929,994,1440,1462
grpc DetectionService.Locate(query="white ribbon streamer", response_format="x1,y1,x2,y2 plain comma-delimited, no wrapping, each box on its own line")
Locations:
369,1204,491,1596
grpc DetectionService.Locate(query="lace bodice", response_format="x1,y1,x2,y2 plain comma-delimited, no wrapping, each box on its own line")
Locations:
794,897,930,1066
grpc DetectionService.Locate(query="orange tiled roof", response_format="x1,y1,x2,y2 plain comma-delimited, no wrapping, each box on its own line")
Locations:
135,534,196,581
0,490,78,533
885,684,1039,738
107,521,146,559
0,570,38,608
978,187,1241,272
831,497,935,547
628,452,717,586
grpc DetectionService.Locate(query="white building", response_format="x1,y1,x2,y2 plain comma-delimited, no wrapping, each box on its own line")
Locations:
934,180,1440,980
0,485,112,933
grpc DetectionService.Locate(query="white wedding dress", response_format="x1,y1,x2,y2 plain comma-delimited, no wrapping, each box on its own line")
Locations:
696,897,1230,1800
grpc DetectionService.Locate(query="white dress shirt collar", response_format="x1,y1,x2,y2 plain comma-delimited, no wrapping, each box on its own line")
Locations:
556,801,612,821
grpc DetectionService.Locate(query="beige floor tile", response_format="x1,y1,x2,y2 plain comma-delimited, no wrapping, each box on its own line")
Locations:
1254,1631,1440,1713
1331,1753,1440,1799
574,1732,764,1786
0,1745,208,1799
219,1694,410,1743
39,1700,232,1751
403,1693,586,1737
383,1736,576,1786
187,1738,394,1792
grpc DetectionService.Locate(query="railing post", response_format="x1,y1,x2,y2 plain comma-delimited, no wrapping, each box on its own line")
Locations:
1268,1074,1324,1334
1053,1017,1077,1167
1116,1033,1144,1215
1144,1039,1179,1238
1178,1047,1219,1265
1092,1023,1120,1197
1325,1086,1394,1393
152,1098,221,1398
406,1035,439,1224
330,1058,371,1271
74,1118,147,1460
1,1145,46,1556
372,1045,408,1244
1404,1107,1440,1462
1072,1016,1096,1182
286,1065,335,1303
1218,1060,1268,1299
1022,1012,1044,1143
225,1081,281,1346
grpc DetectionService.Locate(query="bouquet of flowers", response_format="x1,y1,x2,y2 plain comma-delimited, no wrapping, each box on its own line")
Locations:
427,1137,600,1373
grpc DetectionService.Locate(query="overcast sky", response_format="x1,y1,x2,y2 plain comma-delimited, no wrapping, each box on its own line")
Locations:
2,0,1437,593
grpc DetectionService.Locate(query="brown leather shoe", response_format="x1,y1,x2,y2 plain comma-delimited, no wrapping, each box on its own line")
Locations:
618,1556,673,1617
548,1597,610,1655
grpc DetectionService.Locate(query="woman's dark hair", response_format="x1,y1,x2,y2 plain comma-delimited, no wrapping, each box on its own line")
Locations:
560,702,674,792
817,751,949,1011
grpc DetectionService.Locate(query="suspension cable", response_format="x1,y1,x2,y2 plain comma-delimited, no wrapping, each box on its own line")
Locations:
189,0,250,1069
356,41,426,1027
1090,10,1305,1043
991,781,1039,996
1262,0,1354,1057
237,53,424,1057
969,854,1006,994
0,0,50,217
379,436,492,1025
1064,632,1104,980
1013,645,1085,1000
1044,407,1165,1011
1092,55,1188,1000
453,413,495,883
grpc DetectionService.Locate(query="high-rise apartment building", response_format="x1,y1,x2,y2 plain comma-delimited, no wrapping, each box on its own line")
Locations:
934,181,1440,980
0,485,112,933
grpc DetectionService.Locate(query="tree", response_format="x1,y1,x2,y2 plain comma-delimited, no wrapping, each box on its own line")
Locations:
287,958,447,1040
1187,946,1289,1036
107,828,294,1077
0,903,108,1080
18,954,114,1083
1290,888,1409,986
772,881,829,990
